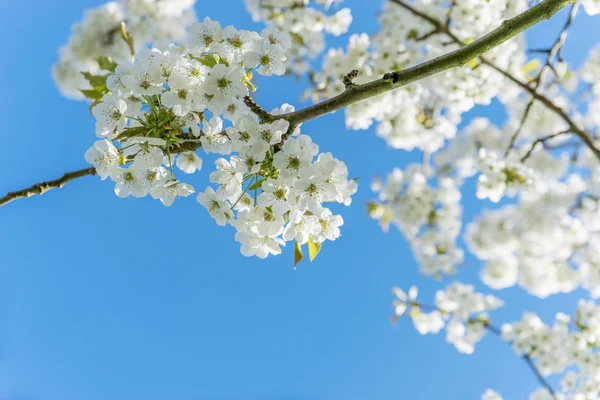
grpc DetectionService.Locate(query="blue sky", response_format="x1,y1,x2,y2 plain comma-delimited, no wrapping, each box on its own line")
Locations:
0,1,597,399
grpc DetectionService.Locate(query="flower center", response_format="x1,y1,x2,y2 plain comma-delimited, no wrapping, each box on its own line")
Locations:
209,200,221,212
260,54,271,65
227,36,243,49
307,183,319,196
239,131,250,142
124,172,135,183
260,130,272,142
110,110,122,120
274,188,286,200
287,156,301,170
319,219,328,231
263,211,276,222
146,171,157,182
217,77,231,90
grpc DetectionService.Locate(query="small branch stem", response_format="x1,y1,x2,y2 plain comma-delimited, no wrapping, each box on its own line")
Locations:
406,301,558,399
0,167,97,206
244,95,274,123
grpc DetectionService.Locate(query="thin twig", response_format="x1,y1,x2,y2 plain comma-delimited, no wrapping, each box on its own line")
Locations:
521,130,571,161
506,3,578,154
506,96,536,155
0,136,208,207
405,301,559,399
0,167,97,206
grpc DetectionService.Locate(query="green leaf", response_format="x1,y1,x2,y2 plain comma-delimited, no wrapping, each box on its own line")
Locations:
192,54,218,68
294,241,303,269
80,89,104,100
96,56,118,72
81,72,108,89
248,177,266,191
308,237,322,262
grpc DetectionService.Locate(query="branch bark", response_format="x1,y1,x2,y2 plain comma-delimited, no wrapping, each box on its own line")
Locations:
0,167,97,207
275,0,576,127
0,0,577,207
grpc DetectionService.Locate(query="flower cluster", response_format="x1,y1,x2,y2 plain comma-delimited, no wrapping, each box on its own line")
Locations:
501,301,600,399
199,131,357,258
83,18,356,259
466,175,588,297
38,0,600,397
369,165,463,277
357,0,600,307
393,282,503,354
245,0,352,75
475,148,534,203
394,284,600,399
305,0,528,151
52,0,198,99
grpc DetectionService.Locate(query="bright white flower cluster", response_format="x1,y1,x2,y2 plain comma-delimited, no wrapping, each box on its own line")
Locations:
466,174,590,298
475,148,534,203
307,0,528,151
501,301,600,399
52,0,198,99
83,18,356,259
394,285,600,399
40,0,600,397
369,165,463,277
245,0,352,75
362,6,600,303
393,282,503,354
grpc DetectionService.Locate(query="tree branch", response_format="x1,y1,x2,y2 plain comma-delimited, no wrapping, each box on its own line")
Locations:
0,167,97,207
0,0,577,207
388,0,600,161
506,2,578,154
275,0,575,127
410,301,559,399
0,140,205,207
